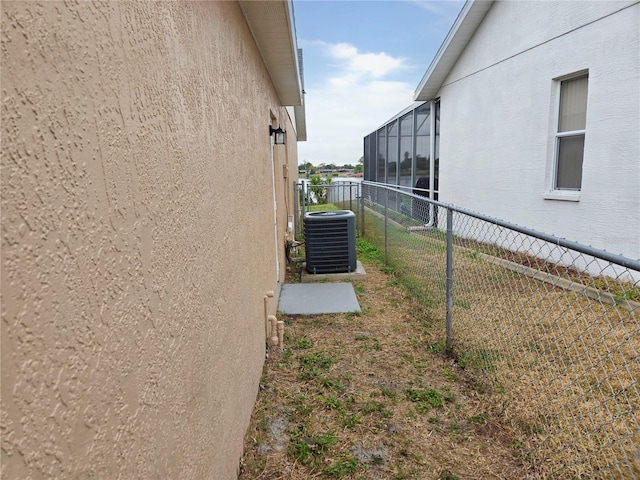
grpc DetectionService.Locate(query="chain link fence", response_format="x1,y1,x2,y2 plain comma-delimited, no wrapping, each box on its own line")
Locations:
293,180,362,239
361,181,639,479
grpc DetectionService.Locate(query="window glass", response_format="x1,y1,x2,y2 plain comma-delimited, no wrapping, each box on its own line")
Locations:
559,76,588,132
555,74,588,191
556,135,584,189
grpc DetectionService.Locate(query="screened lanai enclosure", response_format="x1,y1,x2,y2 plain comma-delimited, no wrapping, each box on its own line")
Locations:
363,100,440,199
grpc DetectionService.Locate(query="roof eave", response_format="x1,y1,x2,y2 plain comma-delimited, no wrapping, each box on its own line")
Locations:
414,0,494,101
239,0,303,106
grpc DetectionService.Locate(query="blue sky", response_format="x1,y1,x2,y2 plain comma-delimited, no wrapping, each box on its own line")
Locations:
293,0,465,166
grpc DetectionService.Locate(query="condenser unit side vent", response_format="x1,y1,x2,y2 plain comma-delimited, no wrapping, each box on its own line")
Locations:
304,210,357,274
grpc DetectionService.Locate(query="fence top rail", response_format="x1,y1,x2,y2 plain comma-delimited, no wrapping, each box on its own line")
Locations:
296,180,361,184
362,181,640,272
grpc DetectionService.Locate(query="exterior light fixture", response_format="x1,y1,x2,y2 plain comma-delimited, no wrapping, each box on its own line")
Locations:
269,125,286,145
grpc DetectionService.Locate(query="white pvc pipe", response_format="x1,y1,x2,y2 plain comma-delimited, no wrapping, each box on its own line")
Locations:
268,315,278,347
277,320,284,352
264,291,274,340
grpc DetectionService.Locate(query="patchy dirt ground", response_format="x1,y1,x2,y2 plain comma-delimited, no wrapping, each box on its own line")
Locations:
238,258,531,480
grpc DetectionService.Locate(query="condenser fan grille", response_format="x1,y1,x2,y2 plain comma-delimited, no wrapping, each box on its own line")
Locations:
304,210,357,274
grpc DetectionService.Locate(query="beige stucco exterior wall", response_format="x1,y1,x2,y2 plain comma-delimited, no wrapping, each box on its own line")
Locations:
1,1,298,478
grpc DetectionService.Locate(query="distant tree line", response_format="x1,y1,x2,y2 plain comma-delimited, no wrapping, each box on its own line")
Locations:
298,157,363,175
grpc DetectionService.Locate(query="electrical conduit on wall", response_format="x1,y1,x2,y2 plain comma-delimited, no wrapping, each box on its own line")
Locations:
270,124,280,282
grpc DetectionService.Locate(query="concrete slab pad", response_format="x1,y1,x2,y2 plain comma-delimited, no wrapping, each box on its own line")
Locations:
278,283,361,315
301,260,367,283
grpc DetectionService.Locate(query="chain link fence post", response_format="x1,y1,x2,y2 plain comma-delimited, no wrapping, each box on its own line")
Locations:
303,181,308,216
384,188,389,265
360,183,365,236
293,181,299,238
446,207,454,351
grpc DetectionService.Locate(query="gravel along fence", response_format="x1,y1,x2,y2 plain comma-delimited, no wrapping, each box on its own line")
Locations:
362,181,640,479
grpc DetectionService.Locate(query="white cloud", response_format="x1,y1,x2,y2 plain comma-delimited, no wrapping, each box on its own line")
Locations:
325,42,409,78
298,42,416,166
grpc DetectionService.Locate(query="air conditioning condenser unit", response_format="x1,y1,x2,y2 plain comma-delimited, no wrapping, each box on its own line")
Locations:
304,210,356,274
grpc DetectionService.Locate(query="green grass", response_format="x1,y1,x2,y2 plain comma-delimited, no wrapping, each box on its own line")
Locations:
356,237,384,264
289,430,338,467
439,470,460,480
361,210,444,308
320,394,346,411
404,387,444,412
308,203,340,212
324,456,360,478
468,413,489,424
341,413,362,428
298,351,335,380
379,386,398,401
456,348,497,371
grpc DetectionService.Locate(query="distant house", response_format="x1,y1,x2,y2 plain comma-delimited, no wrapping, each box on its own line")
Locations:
365,0,639,261
1,1,304,479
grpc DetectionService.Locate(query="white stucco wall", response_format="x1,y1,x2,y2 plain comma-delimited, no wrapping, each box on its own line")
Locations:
438,1,640,261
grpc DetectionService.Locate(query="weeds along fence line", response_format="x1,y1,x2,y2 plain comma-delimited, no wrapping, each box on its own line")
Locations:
361,181,640,479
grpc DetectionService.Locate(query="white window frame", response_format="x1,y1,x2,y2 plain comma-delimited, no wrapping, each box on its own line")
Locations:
544,70,588,202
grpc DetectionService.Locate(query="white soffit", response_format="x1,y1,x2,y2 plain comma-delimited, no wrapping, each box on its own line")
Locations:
239,0,302,106
294,48,307,141
414,0,494,101
293,100,307,141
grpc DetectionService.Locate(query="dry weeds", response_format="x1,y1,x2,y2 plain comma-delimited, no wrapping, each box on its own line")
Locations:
239,259,530,480
367,210,639,479
450,254,640,479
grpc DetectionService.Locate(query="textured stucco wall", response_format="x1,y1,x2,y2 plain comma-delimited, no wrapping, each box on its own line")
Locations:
438,1,639,259
1,1,297,478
